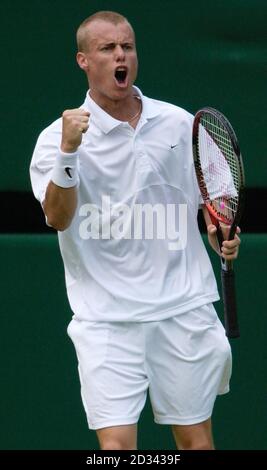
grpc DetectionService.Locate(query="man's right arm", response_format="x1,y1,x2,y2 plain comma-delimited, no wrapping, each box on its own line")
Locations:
43,109,90,231
43,182,77,231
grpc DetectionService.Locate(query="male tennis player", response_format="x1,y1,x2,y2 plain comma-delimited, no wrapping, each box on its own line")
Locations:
30,11,240,450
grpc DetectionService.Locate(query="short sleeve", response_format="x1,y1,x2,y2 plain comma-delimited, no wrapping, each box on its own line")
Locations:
30,119,62,205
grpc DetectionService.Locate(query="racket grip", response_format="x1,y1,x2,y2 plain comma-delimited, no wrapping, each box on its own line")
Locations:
221,269,240,338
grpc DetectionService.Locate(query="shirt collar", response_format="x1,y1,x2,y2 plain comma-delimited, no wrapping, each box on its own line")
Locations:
82,86,161,134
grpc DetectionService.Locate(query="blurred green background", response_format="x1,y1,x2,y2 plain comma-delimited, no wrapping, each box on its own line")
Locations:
0,0,267,450
1,235,266,450
0,0,266,190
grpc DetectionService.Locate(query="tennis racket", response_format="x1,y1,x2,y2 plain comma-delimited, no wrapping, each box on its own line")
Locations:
192,107,245,338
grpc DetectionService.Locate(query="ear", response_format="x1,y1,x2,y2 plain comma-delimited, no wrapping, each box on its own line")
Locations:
76,52,89,71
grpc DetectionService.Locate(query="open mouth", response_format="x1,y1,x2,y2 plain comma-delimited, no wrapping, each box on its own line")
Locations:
114,68,128,85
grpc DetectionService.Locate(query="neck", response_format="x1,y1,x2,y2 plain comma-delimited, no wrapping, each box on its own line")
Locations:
89,88,141,122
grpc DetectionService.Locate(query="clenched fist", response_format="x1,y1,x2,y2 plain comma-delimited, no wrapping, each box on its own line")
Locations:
61,109,90,153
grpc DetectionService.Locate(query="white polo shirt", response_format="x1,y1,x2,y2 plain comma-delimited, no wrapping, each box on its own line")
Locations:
30,87,219,322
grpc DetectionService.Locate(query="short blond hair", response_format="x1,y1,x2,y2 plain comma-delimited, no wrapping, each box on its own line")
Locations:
76,11,134,52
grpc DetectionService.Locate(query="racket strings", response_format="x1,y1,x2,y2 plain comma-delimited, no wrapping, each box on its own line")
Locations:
198,114,240,224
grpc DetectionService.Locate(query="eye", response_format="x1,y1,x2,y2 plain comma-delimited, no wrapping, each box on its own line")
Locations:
101,44,114,51
123,44,133,51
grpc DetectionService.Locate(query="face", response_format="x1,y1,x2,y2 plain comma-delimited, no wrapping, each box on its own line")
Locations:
77,20,138,104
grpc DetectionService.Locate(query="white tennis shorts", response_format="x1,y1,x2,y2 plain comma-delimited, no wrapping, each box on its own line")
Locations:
67,304,232,430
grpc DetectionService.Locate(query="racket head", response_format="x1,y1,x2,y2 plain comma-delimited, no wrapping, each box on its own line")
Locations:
193,107,245,239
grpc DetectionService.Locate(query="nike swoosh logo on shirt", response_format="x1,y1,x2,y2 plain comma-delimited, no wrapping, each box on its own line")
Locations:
170,144,179,149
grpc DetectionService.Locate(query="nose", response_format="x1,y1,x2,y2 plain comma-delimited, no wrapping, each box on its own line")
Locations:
114,45,125,61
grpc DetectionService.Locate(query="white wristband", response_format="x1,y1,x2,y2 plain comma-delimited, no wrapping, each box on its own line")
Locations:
51,150,79,188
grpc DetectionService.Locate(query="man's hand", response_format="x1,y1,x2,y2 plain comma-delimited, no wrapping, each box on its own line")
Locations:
61,109,90,153
207,224,241,260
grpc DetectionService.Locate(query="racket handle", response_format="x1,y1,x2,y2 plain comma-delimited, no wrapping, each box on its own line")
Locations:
221,269,240,338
